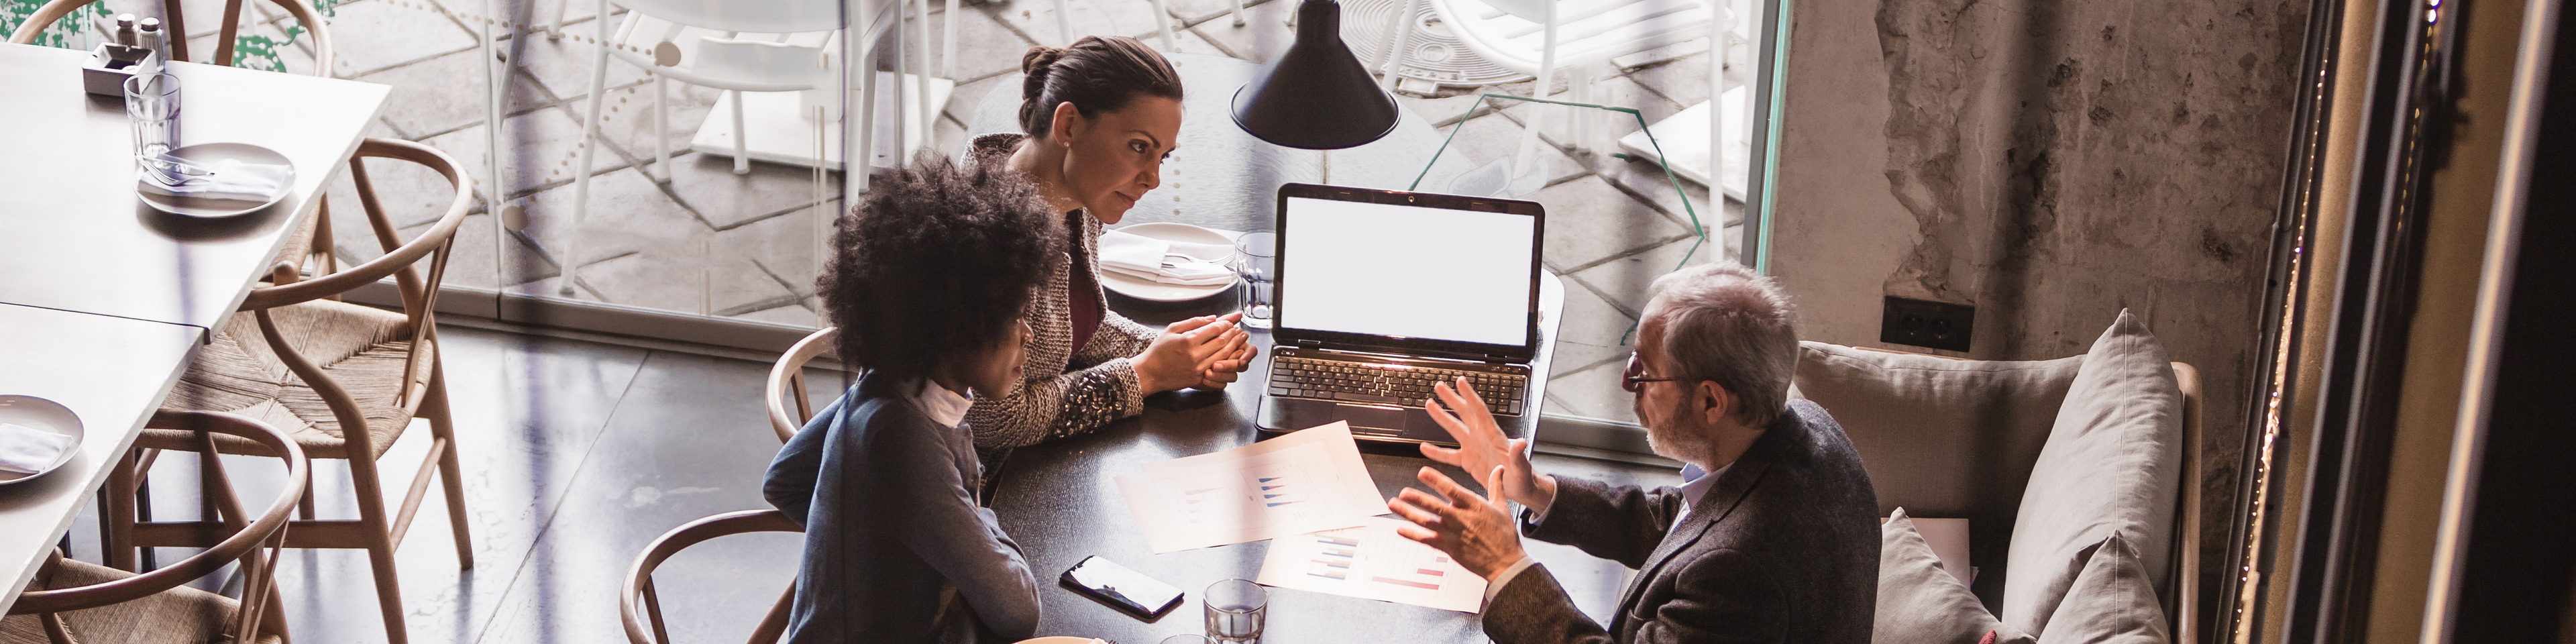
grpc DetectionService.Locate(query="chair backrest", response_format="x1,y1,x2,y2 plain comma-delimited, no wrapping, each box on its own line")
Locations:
765,327,840,443
614,0,841,35
9,411,307,644
1792,343,2204,639
6,0,334,73
622,510,805,644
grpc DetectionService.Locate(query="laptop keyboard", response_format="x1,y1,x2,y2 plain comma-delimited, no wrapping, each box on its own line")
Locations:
1268,356,1527,416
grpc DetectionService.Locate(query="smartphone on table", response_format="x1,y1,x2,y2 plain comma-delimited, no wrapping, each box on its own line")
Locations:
1061,555,1185,619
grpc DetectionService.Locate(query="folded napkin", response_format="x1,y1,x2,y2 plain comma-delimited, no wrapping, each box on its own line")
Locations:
1098,228,1240,286
0,422,72,475
140,156,291,204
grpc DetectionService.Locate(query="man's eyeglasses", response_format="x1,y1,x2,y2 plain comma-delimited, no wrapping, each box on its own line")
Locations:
1621,353,1690,393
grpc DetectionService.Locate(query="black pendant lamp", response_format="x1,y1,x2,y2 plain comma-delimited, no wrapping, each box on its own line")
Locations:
1230,0,1401,150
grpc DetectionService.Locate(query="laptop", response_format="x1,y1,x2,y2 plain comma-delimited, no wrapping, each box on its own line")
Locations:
1254,183,1546,446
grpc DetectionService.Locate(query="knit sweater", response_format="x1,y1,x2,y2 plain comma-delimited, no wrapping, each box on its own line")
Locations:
962,133,1159,449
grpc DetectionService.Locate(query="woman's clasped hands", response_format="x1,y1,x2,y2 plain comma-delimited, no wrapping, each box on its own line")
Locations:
1134,312,1256,393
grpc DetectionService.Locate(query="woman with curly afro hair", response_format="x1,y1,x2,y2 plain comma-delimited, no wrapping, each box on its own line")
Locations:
763,154,1063,643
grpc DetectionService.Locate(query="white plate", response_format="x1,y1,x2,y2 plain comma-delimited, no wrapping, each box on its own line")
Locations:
137,142,296,218
0,395,84,486
1100,222,1239,303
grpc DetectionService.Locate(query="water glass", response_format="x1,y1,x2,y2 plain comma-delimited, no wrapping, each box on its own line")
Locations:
1229,232,1277,329
125,71,182,177
1203,578,1267,643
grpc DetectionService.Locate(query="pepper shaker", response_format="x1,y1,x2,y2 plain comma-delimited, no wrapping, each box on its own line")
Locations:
113,13,138,46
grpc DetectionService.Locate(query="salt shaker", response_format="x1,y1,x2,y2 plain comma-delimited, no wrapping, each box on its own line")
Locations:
113,13,138,46
136,17,168,65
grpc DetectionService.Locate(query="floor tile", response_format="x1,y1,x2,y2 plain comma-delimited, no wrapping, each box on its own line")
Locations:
519,0,623,34
987,0,1177,48
588,80,721,176
572,247,799,316
1566,231,1728,316
1529,174,1693,271
1597,151,1725,227
909,6,1043,83
423,106,637,204
478,350,806,644
362,49,551,140
1181,0,1297,63
1434,110,1587,190
943,72,1016,128
517,166,711,266
710,200,837,297
660,152,843,230
1166,0,1277,27
728,303,822,328
503,21,652,105
1623,48,1715,108
1549,278,1639,378
324,0,482,78
1544,358,1638,423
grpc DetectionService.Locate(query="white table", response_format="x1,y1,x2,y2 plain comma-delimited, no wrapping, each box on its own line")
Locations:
0,42,390,615
0,42,388,332
0,305,203,616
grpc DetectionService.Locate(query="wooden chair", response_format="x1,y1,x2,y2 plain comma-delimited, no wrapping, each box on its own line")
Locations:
621,510,804,644
4,411,308,644
5,0,333,71
763,327,840,443
107,138,475,644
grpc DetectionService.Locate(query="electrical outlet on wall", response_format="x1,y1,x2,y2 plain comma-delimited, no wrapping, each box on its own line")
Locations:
1881,296,1975,352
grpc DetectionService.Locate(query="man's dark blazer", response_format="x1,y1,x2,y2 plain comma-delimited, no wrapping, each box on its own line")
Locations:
1485,399,1879,644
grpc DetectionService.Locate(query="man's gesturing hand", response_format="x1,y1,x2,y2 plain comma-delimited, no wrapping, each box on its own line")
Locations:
1418,378,1557,515
1389,465,1528,580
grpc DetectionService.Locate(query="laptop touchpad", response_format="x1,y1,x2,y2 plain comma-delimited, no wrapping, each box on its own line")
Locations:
1330,404,1407,432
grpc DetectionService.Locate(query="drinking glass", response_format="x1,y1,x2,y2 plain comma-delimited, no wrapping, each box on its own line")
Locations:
125,71,182,181
1203,578,1267,643
1228,232,1277,329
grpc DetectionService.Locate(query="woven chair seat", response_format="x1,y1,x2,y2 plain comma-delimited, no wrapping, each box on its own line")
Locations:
0,559,282,644
153,299,434,460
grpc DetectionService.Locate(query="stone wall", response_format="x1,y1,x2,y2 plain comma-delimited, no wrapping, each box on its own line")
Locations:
1768,0,2309,610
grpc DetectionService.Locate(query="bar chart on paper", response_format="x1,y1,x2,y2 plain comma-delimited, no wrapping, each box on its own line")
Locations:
1117,422,1386,553
1256,517,1488,612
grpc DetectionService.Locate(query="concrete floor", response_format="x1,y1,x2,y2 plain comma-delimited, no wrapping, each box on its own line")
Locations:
54,325,1685,644
154,0,1742,425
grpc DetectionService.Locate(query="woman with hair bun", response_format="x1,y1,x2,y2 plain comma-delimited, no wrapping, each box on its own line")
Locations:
964,35,1255,452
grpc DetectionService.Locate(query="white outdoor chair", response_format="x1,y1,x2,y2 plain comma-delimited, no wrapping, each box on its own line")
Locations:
559,0,941,292
1419,0,1729,186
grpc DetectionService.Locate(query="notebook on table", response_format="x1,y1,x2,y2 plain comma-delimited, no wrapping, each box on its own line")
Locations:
1254,183,1546,446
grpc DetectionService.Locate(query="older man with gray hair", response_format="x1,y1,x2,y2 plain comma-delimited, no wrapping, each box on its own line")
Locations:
1389,264,1880,644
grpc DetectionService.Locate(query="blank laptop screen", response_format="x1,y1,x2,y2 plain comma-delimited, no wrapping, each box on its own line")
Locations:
1278,196,1536,347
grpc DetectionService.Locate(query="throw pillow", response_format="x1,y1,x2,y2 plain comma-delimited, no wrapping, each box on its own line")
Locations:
2038,533,2172,644
1795,341,2084,602
1876,508,2035,644
2000,311,2182,637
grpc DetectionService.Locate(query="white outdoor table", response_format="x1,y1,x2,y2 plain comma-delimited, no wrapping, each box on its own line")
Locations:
0,42,388,332
0,41,390,615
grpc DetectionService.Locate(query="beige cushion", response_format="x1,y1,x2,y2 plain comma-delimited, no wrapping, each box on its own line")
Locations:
1876,508,2035,644
2001,311,2181,636
1794,341,2082,603
153,299,432,460
2036,533,2171,644
0,559,283,644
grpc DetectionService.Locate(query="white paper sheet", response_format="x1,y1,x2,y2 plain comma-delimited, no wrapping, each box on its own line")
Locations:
1256,517,1489,613
1114,421,1385,553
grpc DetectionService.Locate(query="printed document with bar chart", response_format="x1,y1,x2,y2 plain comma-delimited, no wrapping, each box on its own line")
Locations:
1114,422,1385,553
1256,517,1488,612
